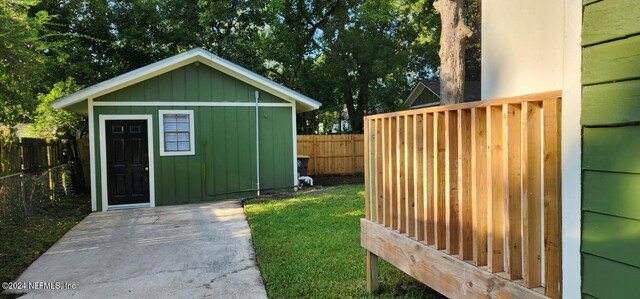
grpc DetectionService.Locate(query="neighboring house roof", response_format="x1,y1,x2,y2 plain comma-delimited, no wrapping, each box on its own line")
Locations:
51,48,321,113
401,80,481,110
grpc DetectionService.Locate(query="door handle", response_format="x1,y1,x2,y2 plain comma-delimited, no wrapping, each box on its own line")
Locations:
144,167,149,171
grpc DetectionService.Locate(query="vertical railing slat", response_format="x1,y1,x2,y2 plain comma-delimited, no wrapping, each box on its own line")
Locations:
390,117,398,229
375,119,384,223
405,115,415,237
543,99,562,299
445,110,459,255
458,109,472,260
425,113,435,245
471,107,488,266
364,119,370,220
397,116,406,234
415,114,425,241
368,119,377,222
522,101,543,288
487,105,505,273
504,104,523,279
383,118,390,227
434,112,446,250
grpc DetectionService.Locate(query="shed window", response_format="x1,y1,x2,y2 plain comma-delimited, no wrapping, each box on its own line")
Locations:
159,110,195,156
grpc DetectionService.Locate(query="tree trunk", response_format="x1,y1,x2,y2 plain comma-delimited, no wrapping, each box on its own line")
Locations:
435,0,473,105
344,89,358,133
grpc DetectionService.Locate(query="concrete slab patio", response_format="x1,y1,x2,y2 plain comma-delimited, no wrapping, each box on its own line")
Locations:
6,201,268,299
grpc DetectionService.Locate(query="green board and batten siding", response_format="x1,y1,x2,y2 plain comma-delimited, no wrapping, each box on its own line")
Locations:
92,63,294,211
94,63,287,104
582,1,640,298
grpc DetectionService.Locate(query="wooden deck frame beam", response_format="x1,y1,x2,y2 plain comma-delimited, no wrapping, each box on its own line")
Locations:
361,219,546,299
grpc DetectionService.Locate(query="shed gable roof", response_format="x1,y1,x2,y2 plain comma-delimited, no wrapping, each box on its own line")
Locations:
401,80,481,109
51,48,321,113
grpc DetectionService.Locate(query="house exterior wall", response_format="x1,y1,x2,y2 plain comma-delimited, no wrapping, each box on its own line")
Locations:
581,1,640,298
91,63,295,211
481,0,564,99
482,1,584,297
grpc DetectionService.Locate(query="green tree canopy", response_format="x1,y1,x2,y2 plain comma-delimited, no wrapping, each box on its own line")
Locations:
1,0,481,135
29,77,83,139
0,0,51,137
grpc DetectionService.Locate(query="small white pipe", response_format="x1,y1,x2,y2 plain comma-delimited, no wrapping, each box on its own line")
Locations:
255,90,261,196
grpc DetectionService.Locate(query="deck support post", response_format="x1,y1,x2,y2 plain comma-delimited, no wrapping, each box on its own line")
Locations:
366,250,379,293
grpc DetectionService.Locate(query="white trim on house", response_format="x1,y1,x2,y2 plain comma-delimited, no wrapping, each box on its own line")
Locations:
255,91,261,196
93,101,293,107
562,0,582,297
98,114,156,211
292,103,298,190
88,98,97,211
51,48,321,113
158,110,196,156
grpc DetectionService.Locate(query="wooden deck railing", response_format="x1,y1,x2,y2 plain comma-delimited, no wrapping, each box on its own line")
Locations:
362,91,562,298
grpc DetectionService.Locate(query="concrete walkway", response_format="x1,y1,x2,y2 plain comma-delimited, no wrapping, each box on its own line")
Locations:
7,201,268,299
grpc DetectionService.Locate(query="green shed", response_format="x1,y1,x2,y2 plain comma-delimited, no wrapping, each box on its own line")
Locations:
51,48,321,211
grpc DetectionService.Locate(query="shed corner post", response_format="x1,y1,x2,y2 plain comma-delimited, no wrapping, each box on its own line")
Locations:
87,97,97,212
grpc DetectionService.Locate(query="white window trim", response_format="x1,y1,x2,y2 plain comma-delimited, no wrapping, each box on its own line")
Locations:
159,110,195,156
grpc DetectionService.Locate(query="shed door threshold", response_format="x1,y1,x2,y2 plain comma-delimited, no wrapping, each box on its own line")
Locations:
108,203,151,211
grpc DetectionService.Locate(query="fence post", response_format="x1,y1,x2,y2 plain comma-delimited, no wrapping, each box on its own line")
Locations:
19,173,29,215
0,139,4,174
351,135,356,175
19,139,25,171
312,136,317,176
47,141,55,202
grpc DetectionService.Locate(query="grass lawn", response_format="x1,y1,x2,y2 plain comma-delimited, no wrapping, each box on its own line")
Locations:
0,195,90,285
244,185,443,298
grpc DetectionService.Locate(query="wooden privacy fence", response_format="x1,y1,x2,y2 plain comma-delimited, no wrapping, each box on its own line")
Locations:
0,138,66,175
297,134,364,175
362,91,562,298
77,136,91,188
